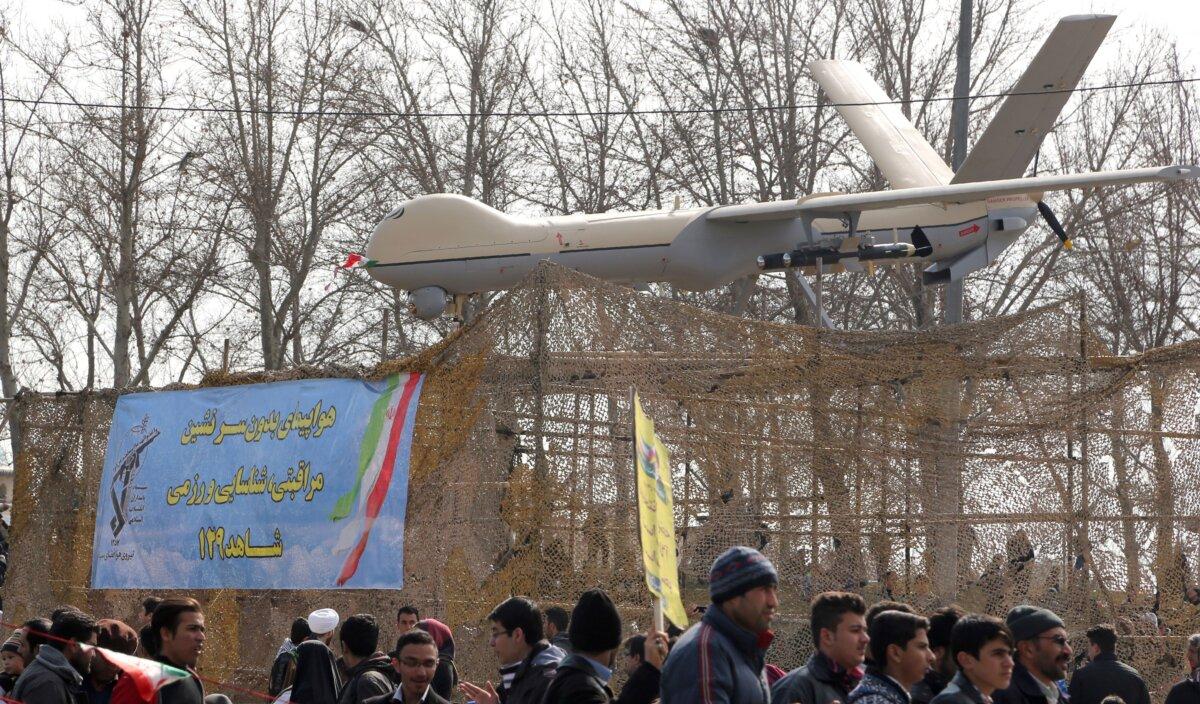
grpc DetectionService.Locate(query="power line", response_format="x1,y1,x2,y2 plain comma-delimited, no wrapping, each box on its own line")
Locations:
0,76,1194,119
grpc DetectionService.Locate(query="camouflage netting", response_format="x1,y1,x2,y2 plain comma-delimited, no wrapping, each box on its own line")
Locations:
7,261,1200,702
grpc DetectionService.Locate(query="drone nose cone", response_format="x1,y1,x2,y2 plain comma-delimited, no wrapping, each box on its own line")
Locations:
366,193,516,265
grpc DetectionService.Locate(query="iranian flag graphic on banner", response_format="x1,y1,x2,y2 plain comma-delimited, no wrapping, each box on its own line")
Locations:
330,372,424,586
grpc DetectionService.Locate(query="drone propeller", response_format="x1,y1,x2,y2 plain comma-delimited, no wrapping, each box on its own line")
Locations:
1036,200,1073,250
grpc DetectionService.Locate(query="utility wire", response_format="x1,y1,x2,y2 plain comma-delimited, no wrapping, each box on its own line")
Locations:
0,76,1194,119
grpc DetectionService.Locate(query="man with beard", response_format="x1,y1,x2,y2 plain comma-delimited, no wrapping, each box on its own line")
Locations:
772,592,870,704
13,609,98,704
660,546,779,704
1166,634,1200,704
994,607,1072,704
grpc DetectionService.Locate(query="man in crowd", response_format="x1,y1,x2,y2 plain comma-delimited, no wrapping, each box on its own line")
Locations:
542,589,624,703
84,619,138,704
139,599,162,628
544,607,572,654
269,617,311,696
660,545,779,704
153,598,207,704
336,615,393,704
932,615,1014,704
1068,624,1149,704
310,609,340,646
21,618,53,667
847,610,934,704
1166,634,1200,704
994,606,1072,704
13,608,98,704
396,607,419,637
459,597,565,704
914,606,965,704
364,631,447,704
616,632,667,704
772,592,869,704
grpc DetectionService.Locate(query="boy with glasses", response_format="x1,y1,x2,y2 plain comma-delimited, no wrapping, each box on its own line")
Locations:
459,597,565,704
994,607,1072,704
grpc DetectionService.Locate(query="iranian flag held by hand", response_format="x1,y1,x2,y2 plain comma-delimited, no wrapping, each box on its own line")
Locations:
89,646,189,703
330,372,424,586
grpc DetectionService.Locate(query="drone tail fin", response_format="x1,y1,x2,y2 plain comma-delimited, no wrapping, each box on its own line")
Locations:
809,59,953,189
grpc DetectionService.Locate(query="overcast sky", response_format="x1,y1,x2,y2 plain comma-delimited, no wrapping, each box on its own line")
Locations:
12,0,1200,60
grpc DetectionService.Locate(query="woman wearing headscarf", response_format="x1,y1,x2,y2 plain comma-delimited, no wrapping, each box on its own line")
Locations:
290,639,342,704
413,620,457,701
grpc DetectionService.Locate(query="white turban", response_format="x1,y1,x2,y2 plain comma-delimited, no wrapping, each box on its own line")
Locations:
307,608,340,635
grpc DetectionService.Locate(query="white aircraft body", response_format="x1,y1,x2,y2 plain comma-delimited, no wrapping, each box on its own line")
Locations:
366,15,1199,319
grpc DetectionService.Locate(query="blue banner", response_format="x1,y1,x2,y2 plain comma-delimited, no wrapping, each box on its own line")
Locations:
91,374,425,590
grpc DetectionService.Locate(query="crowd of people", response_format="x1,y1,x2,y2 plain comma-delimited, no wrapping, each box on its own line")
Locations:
2,546,1200,704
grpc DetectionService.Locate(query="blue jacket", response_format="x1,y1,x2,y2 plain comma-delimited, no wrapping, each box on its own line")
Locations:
848,669,911,704
660,605,771,704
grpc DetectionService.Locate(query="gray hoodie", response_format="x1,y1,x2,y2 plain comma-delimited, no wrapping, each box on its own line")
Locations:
12,645,86,704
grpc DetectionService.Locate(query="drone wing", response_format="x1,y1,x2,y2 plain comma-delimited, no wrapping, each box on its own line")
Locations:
706,166,1197,222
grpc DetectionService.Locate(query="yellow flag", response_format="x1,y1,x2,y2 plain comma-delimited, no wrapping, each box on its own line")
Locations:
634,392,689,629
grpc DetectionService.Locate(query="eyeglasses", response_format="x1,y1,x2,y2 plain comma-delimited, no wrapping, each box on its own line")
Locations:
1037,635,1069,647
489,629,512,642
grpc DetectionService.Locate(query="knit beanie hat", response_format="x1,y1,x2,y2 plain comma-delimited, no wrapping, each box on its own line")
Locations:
1006,605,1064,642
569,589,623,653
1,629,22,654
709,546,778,604
96,619,139,655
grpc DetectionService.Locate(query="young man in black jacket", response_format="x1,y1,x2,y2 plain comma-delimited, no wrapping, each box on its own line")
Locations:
932,615,1014,704
336,615,393,704
459,597,565,704
152,598,207,704
1166,634,1200,704
541,590,624,704
1068,625,1149,704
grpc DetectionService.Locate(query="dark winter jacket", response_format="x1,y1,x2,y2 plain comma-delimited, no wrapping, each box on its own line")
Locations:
1166,674,1200,704
994,662,1057,704
541,654,613,704
848,669,911,704
153,656,203,704
12,645,88,704
270,648,300,696
659,604,771,704
771,652,862,704
501,641,564,704
931,672,989,704
336,654,394,704
615,662,660,704
1067,654,1149,704
912,670,951,704
362,686,449,704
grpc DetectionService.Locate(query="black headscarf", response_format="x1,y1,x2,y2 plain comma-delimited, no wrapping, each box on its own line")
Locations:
290,641,340,704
